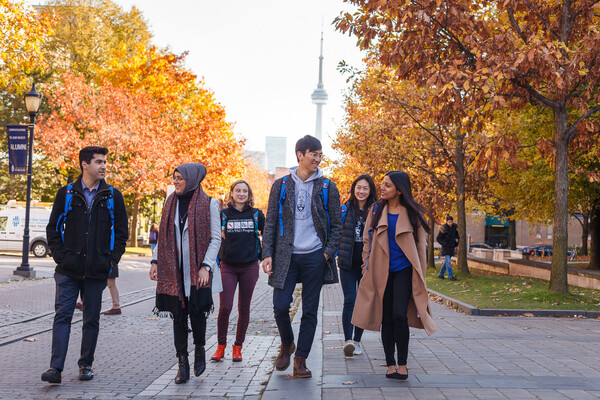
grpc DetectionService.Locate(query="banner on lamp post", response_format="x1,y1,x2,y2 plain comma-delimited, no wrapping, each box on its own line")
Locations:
6,125,28,175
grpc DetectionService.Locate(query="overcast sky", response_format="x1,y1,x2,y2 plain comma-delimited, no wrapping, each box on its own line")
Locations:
82,0,366,163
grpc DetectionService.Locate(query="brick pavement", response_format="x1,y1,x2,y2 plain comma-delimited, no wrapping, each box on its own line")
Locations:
1,255,600,399
0,257,288,399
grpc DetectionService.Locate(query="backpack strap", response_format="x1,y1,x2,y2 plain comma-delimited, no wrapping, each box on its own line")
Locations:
55,184,74,243
278,176,287,236
253,210,261,256
320,179,330,235
107,186,115,252
221,211,228,231
341,204,348,226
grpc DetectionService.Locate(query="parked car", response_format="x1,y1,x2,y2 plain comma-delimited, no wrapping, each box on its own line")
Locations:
534,244,553,256
520,246,538,256
469,242,493,252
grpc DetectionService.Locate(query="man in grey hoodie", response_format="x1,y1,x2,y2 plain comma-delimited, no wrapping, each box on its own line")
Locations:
262,135,342,378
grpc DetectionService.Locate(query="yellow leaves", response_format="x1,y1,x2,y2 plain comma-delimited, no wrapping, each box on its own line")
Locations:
0,0,52,89
463,81,471,91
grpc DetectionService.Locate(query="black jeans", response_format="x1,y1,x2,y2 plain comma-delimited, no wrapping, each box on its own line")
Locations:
381,267,412,366
339,267,364,342
272,249,325,359
51,272,107,370
173,296,207,357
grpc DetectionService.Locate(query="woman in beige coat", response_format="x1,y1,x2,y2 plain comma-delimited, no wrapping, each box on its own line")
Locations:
352,171,437,380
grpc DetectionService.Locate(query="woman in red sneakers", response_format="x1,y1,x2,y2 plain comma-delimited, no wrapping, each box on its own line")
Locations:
211,180,265,362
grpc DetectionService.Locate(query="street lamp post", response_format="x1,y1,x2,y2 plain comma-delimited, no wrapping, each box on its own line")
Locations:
14,83,42,278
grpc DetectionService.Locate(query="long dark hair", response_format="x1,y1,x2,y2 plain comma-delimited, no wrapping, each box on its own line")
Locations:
347,174,378,213
371,171,431,242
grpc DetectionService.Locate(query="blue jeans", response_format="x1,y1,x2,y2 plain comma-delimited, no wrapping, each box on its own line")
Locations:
339,268,364,342
51,272,107,370
438,255,454,278
273,249,325,359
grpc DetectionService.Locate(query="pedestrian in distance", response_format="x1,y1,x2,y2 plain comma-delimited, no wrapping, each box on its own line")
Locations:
42,146,129,384
437,215,459,281
262,135,343,378
352,171,438,381
149,223,159,252
337,174,377,357
211,180,265,363
149,163,222,384
103,272,121,315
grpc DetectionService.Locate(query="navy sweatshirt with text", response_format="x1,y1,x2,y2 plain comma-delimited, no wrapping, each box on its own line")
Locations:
219,204,265,265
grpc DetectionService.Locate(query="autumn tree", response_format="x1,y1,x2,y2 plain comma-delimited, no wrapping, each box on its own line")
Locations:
336,0,600,293
0,0,53,202
333,61,489,271
36,73,176,244
242,159,271,213
39,0,151,80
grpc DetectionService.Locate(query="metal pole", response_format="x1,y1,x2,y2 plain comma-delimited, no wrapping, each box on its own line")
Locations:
15,114,36,278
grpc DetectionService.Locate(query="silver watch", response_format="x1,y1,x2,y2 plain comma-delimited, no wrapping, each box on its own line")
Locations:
202,265,211,272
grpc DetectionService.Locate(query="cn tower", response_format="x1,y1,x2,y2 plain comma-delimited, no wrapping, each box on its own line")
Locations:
311,31,328,140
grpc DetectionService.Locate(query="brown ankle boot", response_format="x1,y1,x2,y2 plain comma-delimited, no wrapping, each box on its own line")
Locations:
293,355,312,378
275,342,296,371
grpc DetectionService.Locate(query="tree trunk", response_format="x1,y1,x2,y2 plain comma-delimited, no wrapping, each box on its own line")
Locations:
129,197,141,248
581,212,589,256
455,136,470,275
589,201,600,270
427,216,435,270
509,219,516,250
549,108,569,293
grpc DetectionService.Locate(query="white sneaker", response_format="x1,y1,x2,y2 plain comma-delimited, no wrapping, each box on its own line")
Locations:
343,341,355,357
353,342,362,355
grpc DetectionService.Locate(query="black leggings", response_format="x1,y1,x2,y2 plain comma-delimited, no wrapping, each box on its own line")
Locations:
381,267,412,366
173,298,207,357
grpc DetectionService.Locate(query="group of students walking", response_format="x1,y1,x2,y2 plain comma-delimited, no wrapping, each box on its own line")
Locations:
41,135,438,386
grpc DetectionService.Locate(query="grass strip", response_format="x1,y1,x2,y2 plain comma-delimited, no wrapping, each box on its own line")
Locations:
124,247,152,256
426,267,600,311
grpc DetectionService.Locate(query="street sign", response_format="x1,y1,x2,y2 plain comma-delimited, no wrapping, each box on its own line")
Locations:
6,125,28,175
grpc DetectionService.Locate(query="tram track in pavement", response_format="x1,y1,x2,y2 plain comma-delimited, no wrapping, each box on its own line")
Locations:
0,286,156,347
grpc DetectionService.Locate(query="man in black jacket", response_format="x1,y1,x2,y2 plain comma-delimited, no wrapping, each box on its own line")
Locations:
436,215,459,281
41,146,128,384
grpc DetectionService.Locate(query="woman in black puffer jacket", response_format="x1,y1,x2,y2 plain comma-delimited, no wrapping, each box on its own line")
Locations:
337,174,377,357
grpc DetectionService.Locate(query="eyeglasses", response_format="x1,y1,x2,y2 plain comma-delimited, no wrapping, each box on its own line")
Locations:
172,176,185,183
309,152,324,160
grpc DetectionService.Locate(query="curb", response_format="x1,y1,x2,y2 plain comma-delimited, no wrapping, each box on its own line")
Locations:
428,289,600,319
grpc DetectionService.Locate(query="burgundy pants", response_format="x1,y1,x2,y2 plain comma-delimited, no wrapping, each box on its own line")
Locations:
217,260,259,346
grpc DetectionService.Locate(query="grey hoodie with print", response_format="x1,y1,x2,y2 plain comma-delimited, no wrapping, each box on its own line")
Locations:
290,166,322,254
262,167,343,289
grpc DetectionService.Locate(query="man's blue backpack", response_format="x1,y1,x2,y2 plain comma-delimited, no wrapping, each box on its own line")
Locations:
55,183,116,251
278,176,330,236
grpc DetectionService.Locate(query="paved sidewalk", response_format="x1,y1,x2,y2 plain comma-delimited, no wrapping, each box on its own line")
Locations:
321,284,600,399
1,256,600,399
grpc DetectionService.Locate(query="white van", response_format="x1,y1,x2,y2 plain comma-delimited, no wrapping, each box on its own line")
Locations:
0,200,52,257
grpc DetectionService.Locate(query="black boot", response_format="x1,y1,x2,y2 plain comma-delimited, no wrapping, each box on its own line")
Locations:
194,346,206,377
174,355,189,384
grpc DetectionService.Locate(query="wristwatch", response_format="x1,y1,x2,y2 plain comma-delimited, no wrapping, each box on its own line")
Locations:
201,263,211,272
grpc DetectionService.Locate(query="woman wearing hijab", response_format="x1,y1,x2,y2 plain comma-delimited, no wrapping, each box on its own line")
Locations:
149,163,222,384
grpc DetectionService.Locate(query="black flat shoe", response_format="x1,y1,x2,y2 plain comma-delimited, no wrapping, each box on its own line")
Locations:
41,368,62,384
78,365,93,381
385,371,408,380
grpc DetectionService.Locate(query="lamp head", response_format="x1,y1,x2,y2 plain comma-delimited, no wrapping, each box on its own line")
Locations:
24,82,42,116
